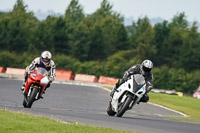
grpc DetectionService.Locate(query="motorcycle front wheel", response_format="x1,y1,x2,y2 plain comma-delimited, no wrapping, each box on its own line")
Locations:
107,101,116,116
116,96,132,117
23,98,27,108
26,87,38,108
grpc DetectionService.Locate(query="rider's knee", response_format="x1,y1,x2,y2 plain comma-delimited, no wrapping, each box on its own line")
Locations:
140,94,149,102
46,83,51,88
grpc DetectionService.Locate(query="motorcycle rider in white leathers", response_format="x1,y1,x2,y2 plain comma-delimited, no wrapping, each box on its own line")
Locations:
21,51,56,97
110,59,153,103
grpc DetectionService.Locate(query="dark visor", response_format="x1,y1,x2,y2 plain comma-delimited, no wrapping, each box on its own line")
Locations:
143,66,151,72
42,58,50,63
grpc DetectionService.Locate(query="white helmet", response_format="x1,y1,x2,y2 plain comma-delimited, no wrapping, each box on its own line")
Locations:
41,51,52,66
141,59,153,75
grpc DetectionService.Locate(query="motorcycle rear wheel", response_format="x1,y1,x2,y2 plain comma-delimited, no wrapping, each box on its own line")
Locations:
116,96,132,117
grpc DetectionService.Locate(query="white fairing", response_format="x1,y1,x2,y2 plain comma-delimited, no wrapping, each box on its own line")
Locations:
111,74,146,112
40,76,49,85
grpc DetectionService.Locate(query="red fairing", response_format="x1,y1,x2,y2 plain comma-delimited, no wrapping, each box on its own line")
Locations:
25,69,47,95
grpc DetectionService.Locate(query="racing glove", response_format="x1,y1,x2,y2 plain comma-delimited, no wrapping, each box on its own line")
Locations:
48,76,54,82
146,81,153,93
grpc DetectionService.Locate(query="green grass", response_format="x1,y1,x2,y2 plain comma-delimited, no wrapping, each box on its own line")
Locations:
0,109,134,133
149,92,200,119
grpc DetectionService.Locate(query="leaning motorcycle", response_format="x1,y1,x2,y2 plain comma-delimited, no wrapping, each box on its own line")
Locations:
107,74,147,117
22,67,49,108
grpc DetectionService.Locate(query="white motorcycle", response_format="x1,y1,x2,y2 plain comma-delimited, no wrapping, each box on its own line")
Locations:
107,74,147,117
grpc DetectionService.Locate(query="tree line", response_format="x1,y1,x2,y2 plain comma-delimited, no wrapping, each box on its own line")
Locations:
0,0,200,94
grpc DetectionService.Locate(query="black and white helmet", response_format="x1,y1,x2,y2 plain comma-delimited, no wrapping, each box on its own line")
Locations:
141,59,153,75
41,51,52,66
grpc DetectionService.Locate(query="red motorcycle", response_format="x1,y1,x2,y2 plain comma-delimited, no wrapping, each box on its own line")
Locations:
23,67,49,108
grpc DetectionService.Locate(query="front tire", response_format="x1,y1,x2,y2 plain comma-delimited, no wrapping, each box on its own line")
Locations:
23,98,27,108
116,96,132,117
107,101,116,116
26,87,38,108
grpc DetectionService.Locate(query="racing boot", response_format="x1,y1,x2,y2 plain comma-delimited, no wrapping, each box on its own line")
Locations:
21,73,28,94
21,81,26,94
137,94,149,104
39,88,48,99
39,95,44,99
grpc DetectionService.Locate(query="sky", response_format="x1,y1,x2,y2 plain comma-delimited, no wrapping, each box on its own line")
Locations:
1,0,200,23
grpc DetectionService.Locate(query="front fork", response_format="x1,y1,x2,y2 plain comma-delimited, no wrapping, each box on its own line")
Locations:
124,93,136,110
25,85,41,100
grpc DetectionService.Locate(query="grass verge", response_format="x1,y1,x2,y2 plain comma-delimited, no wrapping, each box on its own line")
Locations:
148,92,200,119
0,109,134,133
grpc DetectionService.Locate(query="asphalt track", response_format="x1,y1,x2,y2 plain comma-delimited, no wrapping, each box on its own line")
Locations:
0,78,200,133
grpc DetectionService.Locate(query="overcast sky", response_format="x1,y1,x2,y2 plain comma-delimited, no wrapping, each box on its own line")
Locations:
1,0,200,22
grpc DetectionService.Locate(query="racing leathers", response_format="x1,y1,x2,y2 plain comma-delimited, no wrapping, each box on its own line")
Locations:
22,57,56,94
110,64,153,103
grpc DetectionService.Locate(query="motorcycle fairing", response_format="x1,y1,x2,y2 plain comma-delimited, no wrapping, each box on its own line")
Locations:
111,74,147,112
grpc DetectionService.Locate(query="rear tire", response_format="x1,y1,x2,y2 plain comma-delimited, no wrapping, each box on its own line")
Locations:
116,96,132,117
26,87,38,108
107,101,116,116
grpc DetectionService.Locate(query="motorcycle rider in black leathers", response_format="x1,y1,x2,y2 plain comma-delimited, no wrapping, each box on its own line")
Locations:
110,59,153,103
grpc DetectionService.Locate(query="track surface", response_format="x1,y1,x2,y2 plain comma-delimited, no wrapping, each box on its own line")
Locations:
0,79,200,133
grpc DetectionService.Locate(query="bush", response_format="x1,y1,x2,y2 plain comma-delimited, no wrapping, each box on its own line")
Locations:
103,50,141,78
181,71,200,94
53,54,80,73
0,51,32,68
76,61,103,77
153,66,199,94
0,51,17,68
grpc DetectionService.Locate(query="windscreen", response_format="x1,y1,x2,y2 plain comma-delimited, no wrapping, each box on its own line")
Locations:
134,74,145,85
36,67,48,76
132,74,145,93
